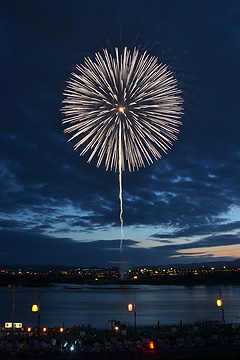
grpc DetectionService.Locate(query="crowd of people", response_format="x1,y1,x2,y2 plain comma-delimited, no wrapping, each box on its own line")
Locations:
0,322,240,358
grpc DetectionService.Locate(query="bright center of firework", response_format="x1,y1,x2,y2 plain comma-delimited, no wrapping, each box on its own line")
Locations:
118,107,125,113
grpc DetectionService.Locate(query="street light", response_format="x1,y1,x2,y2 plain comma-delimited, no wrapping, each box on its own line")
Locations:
216,287,225,325
128,293,136,331
8,284,22,330
128,303,133,312
128,292,137,358
32,304,38,312
32,289,41,333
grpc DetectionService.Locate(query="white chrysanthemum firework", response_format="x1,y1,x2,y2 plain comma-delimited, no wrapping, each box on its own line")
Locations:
61,47,183,173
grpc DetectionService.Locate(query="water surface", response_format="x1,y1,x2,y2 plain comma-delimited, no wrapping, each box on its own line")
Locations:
1,284,239,329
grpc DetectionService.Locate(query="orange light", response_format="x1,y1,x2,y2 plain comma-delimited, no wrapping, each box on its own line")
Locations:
149,341,154,349
27,327,31,332
217,299,222,307
128,303,133,311
43,327,47,332
60,327,64,332
119,107,124,113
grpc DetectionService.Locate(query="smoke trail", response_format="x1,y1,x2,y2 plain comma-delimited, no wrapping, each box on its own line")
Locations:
119,120,124,253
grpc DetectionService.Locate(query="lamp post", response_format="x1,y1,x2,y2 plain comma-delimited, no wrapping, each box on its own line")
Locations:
134,293,136,335
216,287,225,325
8,284,22,331
128,295,136,330
32,289,41,333
128,292,137,359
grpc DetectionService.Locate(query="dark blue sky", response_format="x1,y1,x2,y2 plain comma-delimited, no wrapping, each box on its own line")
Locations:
1,0,240,267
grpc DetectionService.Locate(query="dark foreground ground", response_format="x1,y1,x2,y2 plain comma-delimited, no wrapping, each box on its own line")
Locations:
1,321,240,360
1,346,240,360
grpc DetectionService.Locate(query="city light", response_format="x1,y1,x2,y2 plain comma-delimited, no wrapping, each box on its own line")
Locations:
217,299,222,307
5,323,12,328
60,327,64,332
149,341,154,350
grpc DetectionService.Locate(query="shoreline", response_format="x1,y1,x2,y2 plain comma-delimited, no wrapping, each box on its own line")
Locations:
0,281,239,287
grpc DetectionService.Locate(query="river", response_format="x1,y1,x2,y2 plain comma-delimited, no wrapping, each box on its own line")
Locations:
1,284,240,329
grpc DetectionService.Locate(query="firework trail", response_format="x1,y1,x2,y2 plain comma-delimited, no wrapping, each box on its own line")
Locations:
62,47,183,254
118,118,124,253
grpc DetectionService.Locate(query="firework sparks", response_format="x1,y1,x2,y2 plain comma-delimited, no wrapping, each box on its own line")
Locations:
62,47,183,254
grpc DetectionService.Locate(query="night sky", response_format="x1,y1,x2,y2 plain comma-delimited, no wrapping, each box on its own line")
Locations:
1,0,240,267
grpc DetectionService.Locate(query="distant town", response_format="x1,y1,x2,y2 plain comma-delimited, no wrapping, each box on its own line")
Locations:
0,260,240,286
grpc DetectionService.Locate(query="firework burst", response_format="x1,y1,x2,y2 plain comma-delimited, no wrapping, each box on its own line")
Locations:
62,47,183,172
62,47,183,254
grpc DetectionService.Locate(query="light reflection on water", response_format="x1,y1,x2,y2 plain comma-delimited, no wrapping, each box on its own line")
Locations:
1,284,240,329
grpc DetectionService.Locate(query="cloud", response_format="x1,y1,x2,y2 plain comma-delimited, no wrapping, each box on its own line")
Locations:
156,240,174,244
151,221,240,240
0,1,240,265
185,234,240,249
0,229,141,266
0,229,239,267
